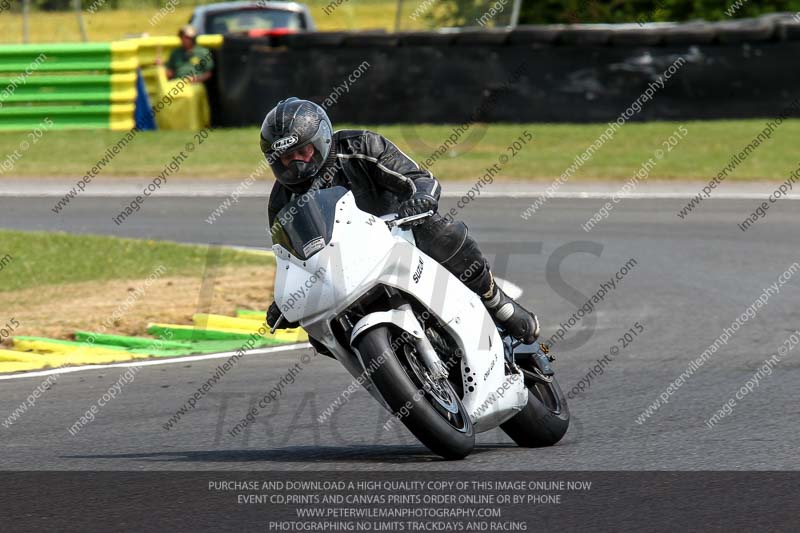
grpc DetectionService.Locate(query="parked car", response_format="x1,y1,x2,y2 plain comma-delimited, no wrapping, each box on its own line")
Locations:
189,1,316,36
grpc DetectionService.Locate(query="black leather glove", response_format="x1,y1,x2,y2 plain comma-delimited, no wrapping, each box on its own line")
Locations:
266,301,299,329
397,193,437,226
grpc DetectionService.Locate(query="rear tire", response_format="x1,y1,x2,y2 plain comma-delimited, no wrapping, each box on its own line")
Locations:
500,374,570,447
354,326,475,460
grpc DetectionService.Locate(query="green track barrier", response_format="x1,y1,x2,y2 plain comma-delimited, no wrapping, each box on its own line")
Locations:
0,43,111,73
73,331,193,350
0,73,135,104
0,42,137,131
0,104,132,130
236,309,268,319
2,304,299,373
14,335,183,357
148,323,284,343
14,335,127,351
74,331,280,356
17,334,282,360
0,37,221,132
133,339,275,357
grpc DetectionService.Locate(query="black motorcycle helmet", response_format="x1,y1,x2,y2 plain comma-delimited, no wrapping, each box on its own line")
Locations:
260,97,333,188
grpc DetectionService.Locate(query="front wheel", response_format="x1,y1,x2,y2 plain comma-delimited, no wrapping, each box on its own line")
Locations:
500,371,570,447
354,326,475,460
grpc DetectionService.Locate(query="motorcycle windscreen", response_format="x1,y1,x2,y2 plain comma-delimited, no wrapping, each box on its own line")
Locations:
270,186,349,260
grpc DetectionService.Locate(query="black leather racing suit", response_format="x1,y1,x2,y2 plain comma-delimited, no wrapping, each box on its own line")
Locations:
267,129,493,297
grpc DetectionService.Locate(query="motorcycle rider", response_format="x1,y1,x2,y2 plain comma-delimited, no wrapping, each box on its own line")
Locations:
263,97,540,345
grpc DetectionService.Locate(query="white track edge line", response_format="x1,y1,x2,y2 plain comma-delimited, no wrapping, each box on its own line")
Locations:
2,192,800,200
456,192,800,200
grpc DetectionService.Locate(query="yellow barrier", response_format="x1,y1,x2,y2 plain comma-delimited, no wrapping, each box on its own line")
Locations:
0,349,50,372
0,362,50,373
152,66,211,130
135,35,223,68
194,314,267,331
13,338,146,364
110,41,140,72
135,35,220,130
193,314,309,343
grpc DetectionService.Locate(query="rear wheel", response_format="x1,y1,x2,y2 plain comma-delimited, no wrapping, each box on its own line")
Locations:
500,369,570,447
354,326,475,460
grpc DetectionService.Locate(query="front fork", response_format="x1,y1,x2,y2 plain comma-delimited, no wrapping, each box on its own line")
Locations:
396,303,449,380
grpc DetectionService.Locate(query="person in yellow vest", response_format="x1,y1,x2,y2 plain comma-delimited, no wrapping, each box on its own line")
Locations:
166,25,214,83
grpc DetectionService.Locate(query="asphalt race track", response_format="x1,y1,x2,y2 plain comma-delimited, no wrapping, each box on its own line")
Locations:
1,186,798,471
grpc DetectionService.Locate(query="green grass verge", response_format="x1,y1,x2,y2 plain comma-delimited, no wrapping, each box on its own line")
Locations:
0,229,272,293
1,120,798,181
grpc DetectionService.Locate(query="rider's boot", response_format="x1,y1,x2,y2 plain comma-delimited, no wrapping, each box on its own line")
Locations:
481,273,540,344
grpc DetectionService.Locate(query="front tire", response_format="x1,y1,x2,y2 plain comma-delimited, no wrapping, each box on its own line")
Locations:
354,326,475,460
500,373,570,447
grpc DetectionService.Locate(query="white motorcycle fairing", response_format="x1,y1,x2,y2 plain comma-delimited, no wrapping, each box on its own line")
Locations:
272,190,527,432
